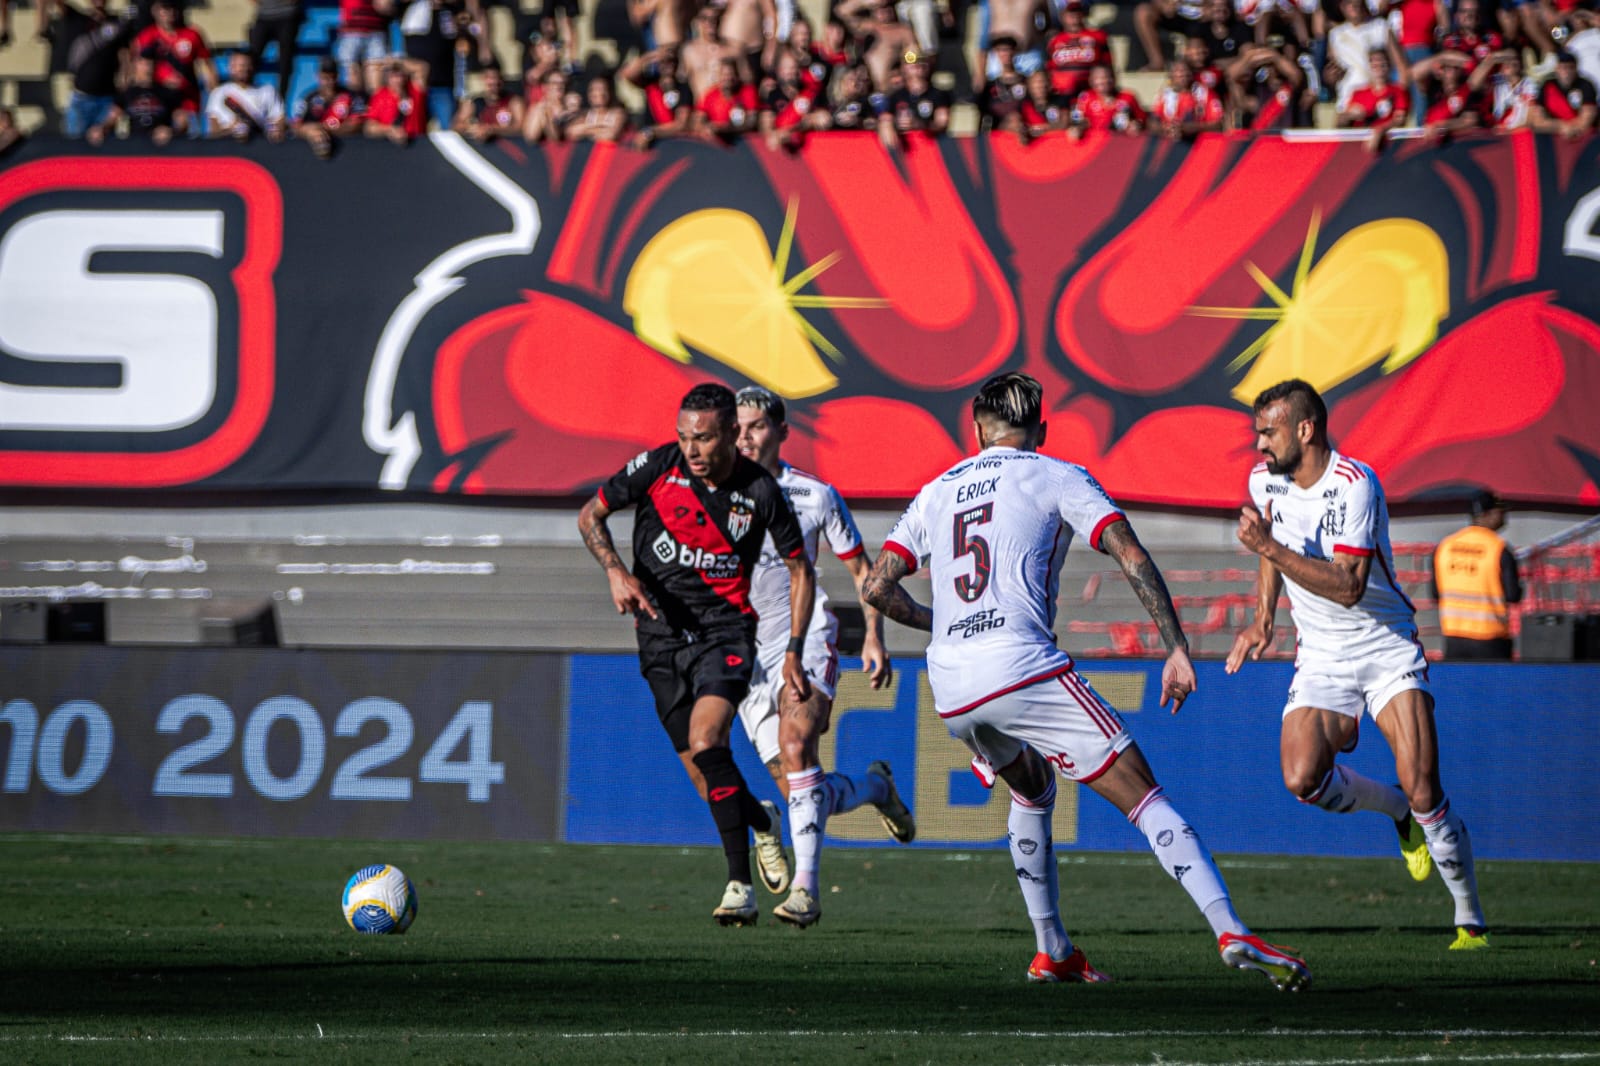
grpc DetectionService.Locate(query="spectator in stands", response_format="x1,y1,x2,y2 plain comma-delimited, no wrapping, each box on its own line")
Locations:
623,46,696,145
1471,48,1538,128
820,61,880,130
1412,53,1482,135
246,0,304,106
1020,68,1073,136
0,106,22,154
682,4,738,99
1339,47,1410,135
976,0,1049,91
1047,0,1110,100
1070,63,1146,136
337,0,394,93
402,0,476,129
206,50,286,141
1326,0,1400,112
1438,0,1503,76
1152,55,1224,137
760,48,825,149
840,0,918,91
1195,0,1252,73
896,0,939,55
696,55,760,138
1183,33,1225,93
293,56,366,157
1134,0,1205,70
784,16,838,87
134,0,215,124
1494,0,1557,73
566,74,629,141
532,0,578,66
1392,0,1447,98
879,48,950,147
57,0,135,138
89,52,187,144
814,17,853,73
1567,10,1600,94
520,20,563,85
366,61,428,141
1250,0,1313,53
1232,43,1309,129
1432,490,1522,661
522,66,575,140
981,35,1030,127
719,0,772,75
454,64,523,140
1531,51,1598,137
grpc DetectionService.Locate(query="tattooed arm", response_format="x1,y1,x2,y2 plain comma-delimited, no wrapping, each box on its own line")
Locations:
1100,518,1195,712
577,494,658,619
862,548,933,633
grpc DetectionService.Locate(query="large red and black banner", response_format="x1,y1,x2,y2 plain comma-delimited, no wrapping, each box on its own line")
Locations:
2,131,1597,508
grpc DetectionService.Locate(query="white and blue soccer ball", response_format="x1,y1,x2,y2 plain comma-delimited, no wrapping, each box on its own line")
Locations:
341,864,418,935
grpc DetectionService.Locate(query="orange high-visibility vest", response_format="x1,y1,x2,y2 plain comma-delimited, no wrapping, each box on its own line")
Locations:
1434,525,1511,640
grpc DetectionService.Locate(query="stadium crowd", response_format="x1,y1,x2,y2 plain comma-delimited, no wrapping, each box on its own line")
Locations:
7,0,1599,149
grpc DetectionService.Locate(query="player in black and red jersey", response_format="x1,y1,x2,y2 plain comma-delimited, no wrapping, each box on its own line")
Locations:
578,384,815,926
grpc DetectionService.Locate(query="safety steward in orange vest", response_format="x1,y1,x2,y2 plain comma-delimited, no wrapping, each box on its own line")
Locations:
1432,491,1522,660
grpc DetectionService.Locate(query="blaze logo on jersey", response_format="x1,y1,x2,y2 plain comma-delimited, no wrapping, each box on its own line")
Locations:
0,157,280,487
650,530,740,575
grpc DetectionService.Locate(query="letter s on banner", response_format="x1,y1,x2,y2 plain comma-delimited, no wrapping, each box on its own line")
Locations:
0,158,280,487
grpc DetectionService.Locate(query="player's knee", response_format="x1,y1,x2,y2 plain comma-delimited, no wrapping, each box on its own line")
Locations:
1283,764,1325,801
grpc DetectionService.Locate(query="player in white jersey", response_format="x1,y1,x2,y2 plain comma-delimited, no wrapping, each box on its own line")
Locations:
1226,379,1487,951
733,387,916,928
864,372,1310,988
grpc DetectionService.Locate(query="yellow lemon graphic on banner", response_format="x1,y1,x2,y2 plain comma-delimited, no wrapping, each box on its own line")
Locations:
624,201,886,399
1190,213,1449,404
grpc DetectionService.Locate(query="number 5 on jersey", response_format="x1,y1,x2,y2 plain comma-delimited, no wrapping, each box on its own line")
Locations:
953,504,994,602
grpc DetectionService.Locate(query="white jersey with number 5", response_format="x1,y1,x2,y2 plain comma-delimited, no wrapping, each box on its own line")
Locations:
1247,450,1417,654
884,447,1124,715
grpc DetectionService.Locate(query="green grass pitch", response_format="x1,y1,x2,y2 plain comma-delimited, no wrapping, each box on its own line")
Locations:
2,835,1596,1064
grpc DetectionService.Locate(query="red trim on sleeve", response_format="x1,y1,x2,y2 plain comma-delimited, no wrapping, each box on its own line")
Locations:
883,540,918,573
1089,512,1125,553
835,544,865,561
786,545,806,559
1333,544,1373,557
596,487,609,509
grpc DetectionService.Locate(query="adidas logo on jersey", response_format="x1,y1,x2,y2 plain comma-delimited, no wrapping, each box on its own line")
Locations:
651,530,740,574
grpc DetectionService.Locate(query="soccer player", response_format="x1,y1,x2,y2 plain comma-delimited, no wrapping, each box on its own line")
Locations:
1226,379,1488,951
733,387,916,928
577,384,814,926
863,372,1310,988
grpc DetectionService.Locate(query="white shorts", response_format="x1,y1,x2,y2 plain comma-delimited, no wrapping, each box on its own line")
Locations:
736,609,839,766
1286,628,1431,721
944,668,1132,783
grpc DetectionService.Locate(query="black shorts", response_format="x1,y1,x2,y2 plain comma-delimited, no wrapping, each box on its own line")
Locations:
637,623,757,752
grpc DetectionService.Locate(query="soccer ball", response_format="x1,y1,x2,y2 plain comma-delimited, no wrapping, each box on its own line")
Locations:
341,864,418,935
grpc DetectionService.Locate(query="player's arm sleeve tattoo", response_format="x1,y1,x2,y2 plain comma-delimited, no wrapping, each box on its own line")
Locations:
1100,519,1188,653
862,549,933,632
577,494,627,572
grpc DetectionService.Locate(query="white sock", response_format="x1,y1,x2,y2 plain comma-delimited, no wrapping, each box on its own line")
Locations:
1130,787,1246,939
1415,796,1486,929
1010,778,1071,959
824,770,887,814
1306,765,1409,822
786,767,827,896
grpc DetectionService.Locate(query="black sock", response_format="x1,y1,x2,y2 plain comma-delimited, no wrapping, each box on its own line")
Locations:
692,746,754,884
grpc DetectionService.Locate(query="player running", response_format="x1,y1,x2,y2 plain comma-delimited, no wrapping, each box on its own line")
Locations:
577,384,812,926
1227,379,1488,951
733,387,916,928
864,372,1310,988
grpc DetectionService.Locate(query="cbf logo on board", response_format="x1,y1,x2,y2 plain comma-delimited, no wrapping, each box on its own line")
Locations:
0,157,280,487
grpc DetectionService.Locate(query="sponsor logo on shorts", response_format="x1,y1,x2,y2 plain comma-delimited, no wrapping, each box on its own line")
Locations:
947,607,1006,638
725,654,744,667
709,786,740,801
1043,752,1076,774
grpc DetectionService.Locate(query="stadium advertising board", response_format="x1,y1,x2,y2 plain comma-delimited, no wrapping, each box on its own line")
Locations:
566,655,1600,862
1,133,1598,508
0,647,563,841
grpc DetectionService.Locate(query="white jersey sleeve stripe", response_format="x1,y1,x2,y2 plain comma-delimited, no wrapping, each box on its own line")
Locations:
1088,511,1125,553
883,539,918,573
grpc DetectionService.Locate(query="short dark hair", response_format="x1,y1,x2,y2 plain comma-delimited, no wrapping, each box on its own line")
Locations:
1469,489,1505,517
681,383,737,425
973,372,1042,430
735,385,786,425
1253,379,1327,435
